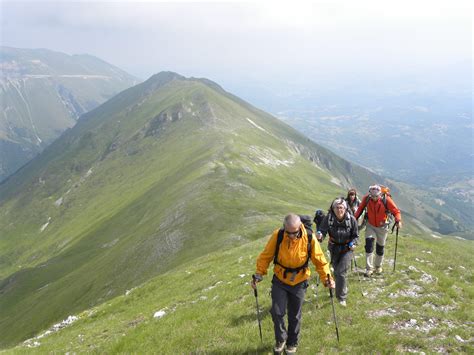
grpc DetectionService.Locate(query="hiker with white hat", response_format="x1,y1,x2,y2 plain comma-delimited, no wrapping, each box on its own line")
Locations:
354,185,402,277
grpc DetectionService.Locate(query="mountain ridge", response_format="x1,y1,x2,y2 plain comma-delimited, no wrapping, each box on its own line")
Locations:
0,46,139,181
0,72,439,347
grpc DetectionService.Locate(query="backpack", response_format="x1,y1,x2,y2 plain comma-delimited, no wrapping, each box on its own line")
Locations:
273,215,313,280
362,185,394,226
327,211,352,232
313,209,326,230
322,197,352,231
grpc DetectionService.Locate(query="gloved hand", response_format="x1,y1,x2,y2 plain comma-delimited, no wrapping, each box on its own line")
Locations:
348,241,356,250
324,276,335,289
251,274,263,289
316,231,323,242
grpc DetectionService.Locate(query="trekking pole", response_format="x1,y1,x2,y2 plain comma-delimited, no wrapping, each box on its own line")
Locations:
392,223,399,272
352,253,362,283
252,275,263,342
327,274,340,342
315,274,320,305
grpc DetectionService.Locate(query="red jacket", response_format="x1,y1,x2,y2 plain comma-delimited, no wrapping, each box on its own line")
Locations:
355,194,401,228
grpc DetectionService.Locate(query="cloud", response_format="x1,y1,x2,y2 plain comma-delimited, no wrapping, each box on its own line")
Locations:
7,0,471,32
1,0,471,82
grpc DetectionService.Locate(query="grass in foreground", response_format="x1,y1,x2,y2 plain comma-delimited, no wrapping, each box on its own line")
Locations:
6,231,473,354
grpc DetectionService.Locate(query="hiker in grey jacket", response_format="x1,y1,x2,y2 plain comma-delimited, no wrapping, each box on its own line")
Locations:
317,198,359,306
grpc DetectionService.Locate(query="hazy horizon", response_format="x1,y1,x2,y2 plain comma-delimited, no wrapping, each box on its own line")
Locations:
1,0,471,94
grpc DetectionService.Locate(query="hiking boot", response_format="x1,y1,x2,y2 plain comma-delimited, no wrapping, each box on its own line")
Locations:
375,267,383,274
286,344,297,354
364,269,373,277
339,299,347,307
274,341,286,353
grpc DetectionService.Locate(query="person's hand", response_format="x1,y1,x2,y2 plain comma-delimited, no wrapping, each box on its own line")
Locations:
251,274,263,289
397,221,402,229
324,277,335,289
316,231,323,242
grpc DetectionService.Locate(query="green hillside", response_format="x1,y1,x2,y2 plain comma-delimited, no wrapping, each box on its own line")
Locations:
0,46,138,181
5,231,473,353
0,72,439,348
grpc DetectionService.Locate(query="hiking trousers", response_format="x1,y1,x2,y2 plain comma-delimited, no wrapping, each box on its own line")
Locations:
270,275,308,346
331,250,352,301
365,223,388,270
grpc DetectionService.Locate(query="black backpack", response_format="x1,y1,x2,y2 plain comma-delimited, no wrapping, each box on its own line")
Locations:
314,196,348,229
327,211,352,231
314,203,351,241
273,215,313,280
313,209,326,230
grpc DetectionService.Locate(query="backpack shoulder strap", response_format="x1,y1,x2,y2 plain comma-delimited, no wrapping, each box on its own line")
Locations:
307,232,312,263
274,228,285,264
345,212,351,229
328,212,334,228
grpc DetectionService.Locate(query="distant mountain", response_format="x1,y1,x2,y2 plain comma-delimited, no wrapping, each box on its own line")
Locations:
277,98,473,235
0,46,139,181
0,72,449,347
229,82,472,235
276,94,472,183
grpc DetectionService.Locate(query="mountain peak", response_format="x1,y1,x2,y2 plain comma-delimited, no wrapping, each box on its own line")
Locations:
144,71,186,91
142,72,226,96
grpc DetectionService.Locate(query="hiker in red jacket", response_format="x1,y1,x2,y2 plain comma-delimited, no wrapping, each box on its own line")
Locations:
354,185,402,276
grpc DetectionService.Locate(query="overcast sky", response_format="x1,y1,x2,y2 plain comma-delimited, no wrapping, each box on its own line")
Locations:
1,0,472,93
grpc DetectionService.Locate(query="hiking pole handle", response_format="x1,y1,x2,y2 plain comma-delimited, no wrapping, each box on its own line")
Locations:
391,221,400,234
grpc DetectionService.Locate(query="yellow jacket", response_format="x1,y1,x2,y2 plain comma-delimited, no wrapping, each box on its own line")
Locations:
256,225,331,286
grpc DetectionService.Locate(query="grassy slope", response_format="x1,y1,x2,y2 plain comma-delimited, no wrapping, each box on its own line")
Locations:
5,231,472,354
0,74,442,349
0,77,355,347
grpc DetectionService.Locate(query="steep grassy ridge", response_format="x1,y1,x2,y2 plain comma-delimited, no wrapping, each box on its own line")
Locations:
0,73,359,347
0,72,428,348
7,232,473,353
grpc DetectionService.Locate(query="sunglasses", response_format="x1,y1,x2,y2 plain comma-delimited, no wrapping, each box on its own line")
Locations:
286,230,301,237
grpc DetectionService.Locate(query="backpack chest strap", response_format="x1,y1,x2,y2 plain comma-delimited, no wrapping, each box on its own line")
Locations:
274,229,312,279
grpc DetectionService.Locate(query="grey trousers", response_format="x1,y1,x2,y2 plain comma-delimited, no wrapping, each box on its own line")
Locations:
270,276,308,346
331,250,352,301
365,223,389,270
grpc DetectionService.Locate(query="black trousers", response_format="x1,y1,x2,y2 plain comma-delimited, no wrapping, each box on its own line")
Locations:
270,275,308,346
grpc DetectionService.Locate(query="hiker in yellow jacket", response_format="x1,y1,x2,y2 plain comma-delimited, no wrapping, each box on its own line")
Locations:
251,214,335,354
